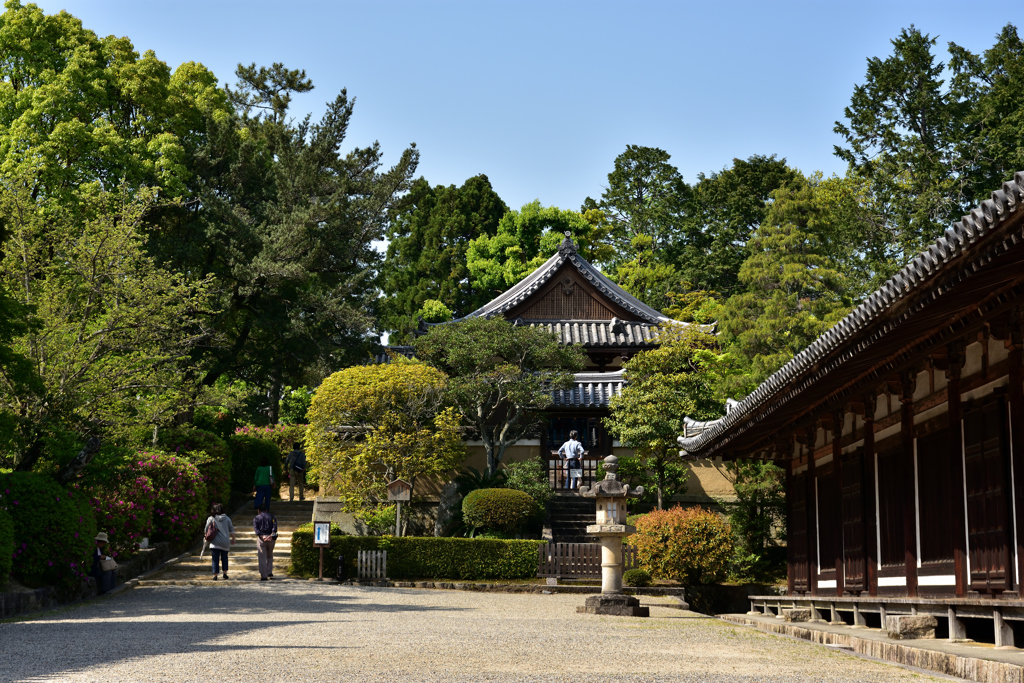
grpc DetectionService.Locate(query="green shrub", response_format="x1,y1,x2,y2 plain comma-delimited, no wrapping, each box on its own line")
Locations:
0,472,96,589
462,488,536,535
502,459,552,508
291,523,542,580
632,506,733,584
0,508,13,587
227,435,283,497
626,513,646,527
135,451,207,547
160,427,232,508
623,568,652,587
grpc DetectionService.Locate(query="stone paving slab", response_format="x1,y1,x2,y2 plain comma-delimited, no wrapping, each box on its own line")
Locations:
722,613,1024,683
0,583,958,682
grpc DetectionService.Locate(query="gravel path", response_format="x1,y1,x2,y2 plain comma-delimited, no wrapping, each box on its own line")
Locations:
0,585,953,682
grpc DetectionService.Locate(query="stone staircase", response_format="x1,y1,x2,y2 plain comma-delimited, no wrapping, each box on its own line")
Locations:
548,493,596,544
140,500,315,584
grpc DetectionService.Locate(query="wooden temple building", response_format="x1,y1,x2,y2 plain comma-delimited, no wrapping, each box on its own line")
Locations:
415,232,734,504
678,173,1024,643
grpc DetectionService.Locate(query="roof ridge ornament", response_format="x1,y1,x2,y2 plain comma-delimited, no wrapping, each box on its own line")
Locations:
558,231,578,257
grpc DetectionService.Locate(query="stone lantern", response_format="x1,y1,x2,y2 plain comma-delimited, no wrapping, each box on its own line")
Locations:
576,455,649,617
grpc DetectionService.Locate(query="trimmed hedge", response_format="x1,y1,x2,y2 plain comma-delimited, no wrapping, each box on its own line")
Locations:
462,488,536,535
0,472,96,589
0,508,12,587
623,567,652,587
160,427,232,509
291,523,542,580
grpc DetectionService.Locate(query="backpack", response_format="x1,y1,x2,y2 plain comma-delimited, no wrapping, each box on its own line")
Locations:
292,450,306,473
204,517,219,543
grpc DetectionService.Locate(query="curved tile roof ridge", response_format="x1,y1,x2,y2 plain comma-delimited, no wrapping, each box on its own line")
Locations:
454,236,671,325
678,171,1024,455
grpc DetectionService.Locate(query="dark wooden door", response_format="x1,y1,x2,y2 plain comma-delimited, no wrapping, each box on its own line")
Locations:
876,447,905,568
789,472,809,592
817,464,839,576
964,399,1013,592
842,450,866,592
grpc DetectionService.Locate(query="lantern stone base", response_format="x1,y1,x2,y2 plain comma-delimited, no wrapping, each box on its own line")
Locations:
576,594,650,618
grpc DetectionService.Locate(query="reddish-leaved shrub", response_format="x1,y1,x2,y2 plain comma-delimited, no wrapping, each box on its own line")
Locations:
632,505,733,584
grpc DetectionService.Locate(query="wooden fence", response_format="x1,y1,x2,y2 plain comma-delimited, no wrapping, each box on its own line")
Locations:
537,542,638,578
357,550,387,580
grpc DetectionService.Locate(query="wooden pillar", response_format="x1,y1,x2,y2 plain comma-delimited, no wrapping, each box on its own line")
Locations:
863,394,878,596
1006,327,1024,593
946,344,968,598
805,426,819,597
786,455,796,596
898,372,919,598
831,411,845,597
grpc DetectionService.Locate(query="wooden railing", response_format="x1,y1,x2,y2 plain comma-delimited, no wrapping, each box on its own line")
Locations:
546,452,605,490
537,542,639,578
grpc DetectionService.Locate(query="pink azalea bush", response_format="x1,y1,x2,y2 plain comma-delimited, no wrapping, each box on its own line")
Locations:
76,467,156,560
135,451,207,546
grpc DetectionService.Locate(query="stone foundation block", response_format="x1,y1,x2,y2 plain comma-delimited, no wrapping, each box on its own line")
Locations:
886,615,937,640
782,608,811,623
577,593,649,617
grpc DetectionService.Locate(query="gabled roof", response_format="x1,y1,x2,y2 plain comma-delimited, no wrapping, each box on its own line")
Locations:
458,233,671,324
553,370,626,408
523,320,660,348
677,171,1024,457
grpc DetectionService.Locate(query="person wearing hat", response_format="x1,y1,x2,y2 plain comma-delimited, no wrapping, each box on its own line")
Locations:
91,532,118,595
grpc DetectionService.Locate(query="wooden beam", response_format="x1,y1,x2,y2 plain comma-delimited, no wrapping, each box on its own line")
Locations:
1005,321,1024,593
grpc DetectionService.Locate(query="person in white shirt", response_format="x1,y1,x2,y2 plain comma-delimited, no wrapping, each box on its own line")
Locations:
558,430,584,490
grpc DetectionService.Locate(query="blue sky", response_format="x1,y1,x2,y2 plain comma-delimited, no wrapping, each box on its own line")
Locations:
37,1,1018,212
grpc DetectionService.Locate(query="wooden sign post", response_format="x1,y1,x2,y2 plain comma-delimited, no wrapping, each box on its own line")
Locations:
386,479,412,537
313,521,331,581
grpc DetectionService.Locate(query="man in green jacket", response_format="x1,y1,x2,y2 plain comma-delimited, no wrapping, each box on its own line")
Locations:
253,457,275,510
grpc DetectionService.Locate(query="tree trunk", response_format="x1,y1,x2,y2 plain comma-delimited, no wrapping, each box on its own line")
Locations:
56,437,101,483
267,375,282,424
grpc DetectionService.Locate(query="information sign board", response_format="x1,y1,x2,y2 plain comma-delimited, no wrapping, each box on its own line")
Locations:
313,521,331,547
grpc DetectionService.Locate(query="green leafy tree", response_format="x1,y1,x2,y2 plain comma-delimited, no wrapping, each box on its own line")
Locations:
834,26,966,266
604,324,720,509
0,1,230,204
414,317,587,475
718,175,852,392
669,155,800,296
725,459,787,582
380,175,507,337
0,183,213,472
582,145,684,267
306,360,465,510
466,201,612,300
153,63,419,418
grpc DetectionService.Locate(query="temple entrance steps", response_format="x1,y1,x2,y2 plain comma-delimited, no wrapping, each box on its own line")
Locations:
143,500,315,583
548,493,595,544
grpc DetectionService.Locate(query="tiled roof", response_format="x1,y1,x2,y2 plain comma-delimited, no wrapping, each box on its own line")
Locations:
552,371,625,408
522,320,659,348
457,233,671,325
678,171,1024,456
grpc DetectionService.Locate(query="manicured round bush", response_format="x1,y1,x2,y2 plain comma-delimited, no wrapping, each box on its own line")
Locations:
160,427,232,508
227,434,283,497
0,472,96,589
462,488,537,535
632,505,733,585
623,567,652,587
0,508,13,587
135,451,207,547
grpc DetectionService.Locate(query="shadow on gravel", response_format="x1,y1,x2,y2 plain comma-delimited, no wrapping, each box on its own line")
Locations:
0,584,468,681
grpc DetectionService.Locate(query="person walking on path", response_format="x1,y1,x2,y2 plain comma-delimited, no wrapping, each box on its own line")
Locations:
253,503,278,581
91,532,118,594
253,457,274,511
204,503,236,581
285,442,306,502
558,430,584,490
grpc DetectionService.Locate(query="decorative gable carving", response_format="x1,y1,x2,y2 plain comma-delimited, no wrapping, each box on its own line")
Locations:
508,263,631,321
